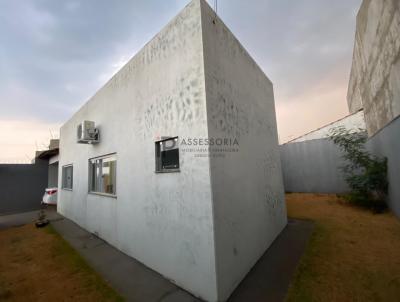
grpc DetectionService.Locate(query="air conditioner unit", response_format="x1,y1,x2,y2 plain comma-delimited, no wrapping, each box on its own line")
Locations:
77,121,99,144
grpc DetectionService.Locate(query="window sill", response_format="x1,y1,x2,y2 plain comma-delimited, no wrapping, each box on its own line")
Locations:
88,191,117,199
155,169,181,174
62,188,73,191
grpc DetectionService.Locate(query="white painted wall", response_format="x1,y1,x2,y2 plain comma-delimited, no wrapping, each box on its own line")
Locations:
289,110,366,143
200,2,287,300
58,1,217,300
59,1,286,301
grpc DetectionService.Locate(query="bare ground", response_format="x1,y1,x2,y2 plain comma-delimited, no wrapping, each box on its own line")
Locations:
285,193,400,302
0,223,122,301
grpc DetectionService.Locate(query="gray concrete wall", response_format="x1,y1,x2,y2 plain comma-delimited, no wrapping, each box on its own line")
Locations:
367,116,400,217
0,159,48,214
201,2,287,300
347,0,400,135
281,119,400,218
280,139,349,193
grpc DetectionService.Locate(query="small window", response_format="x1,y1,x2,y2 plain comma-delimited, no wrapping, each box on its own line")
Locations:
62,165,73,190
155,137,180,173
89,154,117,196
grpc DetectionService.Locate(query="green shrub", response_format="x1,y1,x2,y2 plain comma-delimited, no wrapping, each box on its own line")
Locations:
329,126,388,212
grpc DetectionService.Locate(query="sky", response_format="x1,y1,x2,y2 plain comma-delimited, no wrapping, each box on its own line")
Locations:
0,0,362,163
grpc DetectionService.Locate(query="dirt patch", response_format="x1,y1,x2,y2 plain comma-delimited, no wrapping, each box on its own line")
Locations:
285,193,400,302
0,223,122,301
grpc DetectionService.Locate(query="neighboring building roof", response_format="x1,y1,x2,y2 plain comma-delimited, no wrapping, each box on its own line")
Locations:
36,139,60,160
37,148,59,160
284,110,366,144
49,139,59,150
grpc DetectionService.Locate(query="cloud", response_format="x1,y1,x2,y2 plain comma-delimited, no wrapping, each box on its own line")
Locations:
0,0,189,123
276,66,350,143
0,0,362,161
0,119,61,163
216,0,362,142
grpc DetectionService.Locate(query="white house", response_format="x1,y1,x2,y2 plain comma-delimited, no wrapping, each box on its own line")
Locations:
58,1,287,301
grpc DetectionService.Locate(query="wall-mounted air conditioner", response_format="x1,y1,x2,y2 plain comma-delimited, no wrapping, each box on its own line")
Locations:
77,121,100,144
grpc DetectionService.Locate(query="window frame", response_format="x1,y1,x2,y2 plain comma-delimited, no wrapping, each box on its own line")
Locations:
88,153,117,198
61,164,73,190
155,136,180,173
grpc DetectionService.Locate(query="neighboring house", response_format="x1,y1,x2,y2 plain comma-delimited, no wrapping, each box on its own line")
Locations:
37,139,59,188
57,1,286,302
0,139,59,214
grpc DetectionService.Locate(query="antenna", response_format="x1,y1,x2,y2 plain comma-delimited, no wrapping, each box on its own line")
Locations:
213,0,218,24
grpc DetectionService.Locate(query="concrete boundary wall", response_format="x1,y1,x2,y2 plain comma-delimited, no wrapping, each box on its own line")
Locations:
280,138,349,194
280,116,400,218
0,159,48,215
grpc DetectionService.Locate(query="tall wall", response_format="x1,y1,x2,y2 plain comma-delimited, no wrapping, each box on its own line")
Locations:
58,1,217,300
201,2,287,300
0,159,48,214
280,139,349,194
347,0,400,135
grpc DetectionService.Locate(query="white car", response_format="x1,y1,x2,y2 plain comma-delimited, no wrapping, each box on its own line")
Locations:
42,188,58,205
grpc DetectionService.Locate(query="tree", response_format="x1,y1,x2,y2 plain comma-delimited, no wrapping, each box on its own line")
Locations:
329,126,388,212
